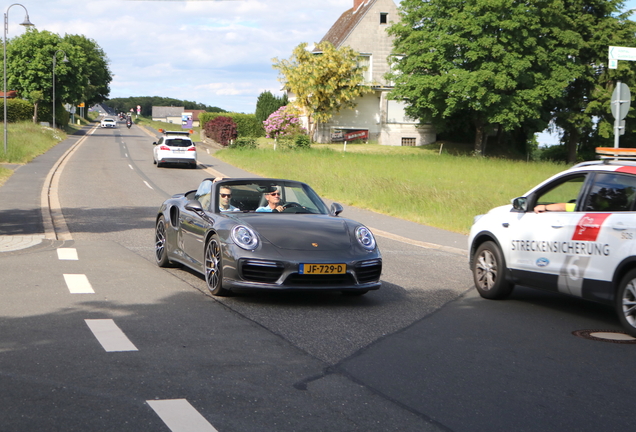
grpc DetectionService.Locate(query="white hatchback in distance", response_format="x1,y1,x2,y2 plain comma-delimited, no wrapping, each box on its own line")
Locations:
468,151,636,336
101,118,117,128
152,130,197,169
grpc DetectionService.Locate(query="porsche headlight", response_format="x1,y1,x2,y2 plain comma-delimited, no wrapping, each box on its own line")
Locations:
355,226,376,251
231,225,259,250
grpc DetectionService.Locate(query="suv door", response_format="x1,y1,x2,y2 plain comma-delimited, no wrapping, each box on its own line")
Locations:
574,170,636,303
506,173,589,292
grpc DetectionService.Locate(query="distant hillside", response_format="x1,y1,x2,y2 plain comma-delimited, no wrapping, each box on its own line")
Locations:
106,96,226,117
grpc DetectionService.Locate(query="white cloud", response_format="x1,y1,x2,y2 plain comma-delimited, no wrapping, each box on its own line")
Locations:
7,0,370,112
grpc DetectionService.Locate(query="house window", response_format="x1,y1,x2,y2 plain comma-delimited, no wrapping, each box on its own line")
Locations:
380,13,388,24
357,55,372,83
402,137,417,146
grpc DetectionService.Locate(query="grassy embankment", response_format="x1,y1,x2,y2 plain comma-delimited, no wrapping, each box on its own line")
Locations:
216,144,569,234
0,122,71,187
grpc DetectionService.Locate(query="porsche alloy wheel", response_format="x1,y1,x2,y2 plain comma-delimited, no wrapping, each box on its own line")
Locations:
205,235,230,296
472,241,513,299
155,216,172,267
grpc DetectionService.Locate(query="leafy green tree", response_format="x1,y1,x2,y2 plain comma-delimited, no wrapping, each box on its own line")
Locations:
387,0,583,156
273,41,372,140
255,90,288,123
63,34,112,107
549,2,636,162
4,29,91,124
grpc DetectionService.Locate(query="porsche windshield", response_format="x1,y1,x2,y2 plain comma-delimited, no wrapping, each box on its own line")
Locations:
216,180,329,214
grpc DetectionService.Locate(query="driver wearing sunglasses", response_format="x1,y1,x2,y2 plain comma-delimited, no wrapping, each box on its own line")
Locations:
219,186,240,212
256,187,285,212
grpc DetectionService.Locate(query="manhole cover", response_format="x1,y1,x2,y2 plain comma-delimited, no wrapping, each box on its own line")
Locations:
572,329,636,344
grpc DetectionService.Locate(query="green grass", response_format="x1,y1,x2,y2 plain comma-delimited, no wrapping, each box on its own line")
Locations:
0,122,66,164
0,166,10,187
215,146,569,234
0,121,68,187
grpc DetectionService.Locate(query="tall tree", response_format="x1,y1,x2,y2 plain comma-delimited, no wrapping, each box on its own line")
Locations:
387,0,583,156
273,41,371,140
550,1,636,162
5,29,88,123
255,90,287,123
62,34,112,107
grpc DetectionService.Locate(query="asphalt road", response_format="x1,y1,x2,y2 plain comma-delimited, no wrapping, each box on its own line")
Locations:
0,121,634,431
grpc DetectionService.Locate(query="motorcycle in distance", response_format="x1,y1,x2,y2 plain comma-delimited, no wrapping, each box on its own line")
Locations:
126,119,132,129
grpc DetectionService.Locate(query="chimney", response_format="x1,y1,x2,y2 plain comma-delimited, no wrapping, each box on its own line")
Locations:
354,0,365,10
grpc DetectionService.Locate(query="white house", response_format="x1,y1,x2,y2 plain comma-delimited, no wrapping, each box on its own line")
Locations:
152,106,185,124
295,0,436,146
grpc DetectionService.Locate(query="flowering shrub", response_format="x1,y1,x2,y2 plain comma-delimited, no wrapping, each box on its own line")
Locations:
263,106,306,139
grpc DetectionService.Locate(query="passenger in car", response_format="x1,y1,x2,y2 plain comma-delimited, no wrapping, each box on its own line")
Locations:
219,186,240,212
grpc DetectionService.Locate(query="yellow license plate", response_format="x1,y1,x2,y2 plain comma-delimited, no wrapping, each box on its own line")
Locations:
300,263,346,275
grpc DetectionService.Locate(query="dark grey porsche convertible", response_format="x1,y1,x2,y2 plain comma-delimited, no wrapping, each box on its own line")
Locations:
154,178,382,296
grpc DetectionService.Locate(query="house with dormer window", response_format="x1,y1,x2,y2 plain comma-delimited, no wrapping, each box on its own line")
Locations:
296,0,436,146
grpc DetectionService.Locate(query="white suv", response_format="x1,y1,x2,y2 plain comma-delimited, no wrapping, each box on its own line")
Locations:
152,130,197,169
469,153,636,336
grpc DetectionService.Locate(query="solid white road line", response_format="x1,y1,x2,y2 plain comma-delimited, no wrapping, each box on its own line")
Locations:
57,248,78,260
143,181,153,190
147,399,218,432
84,319,138,352
63,274,94,294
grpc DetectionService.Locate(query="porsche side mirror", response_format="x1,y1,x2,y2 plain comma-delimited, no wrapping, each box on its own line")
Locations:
512,197,528,212
185,200,203,212
331,202,343,216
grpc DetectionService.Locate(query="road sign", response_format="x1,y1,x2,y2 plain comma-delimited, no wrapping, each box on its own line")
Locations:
611,83,631,120
609,46,636,69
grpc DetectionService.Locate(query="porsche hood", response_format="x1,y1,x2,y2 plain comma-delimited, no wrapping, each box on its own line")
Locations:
233,214,355,251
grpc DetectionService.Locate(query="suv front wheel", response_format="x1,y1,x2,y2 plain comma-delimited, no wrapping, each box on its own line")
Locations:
472,241,514,299
616,269,636,337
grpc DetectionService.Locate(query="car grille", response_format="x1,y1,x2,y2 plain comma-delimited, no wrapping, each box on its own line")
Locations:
240,259,284,283
284,273,356,287
355,259,382,283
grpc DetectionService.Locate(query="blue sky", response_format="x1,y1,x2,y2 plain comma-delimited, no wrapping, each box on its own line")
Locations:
10,0,364,113
8,0,636,144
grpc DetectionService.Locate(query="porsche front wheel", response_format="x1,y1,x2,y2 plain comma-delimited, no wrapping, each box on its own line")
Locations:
155,216,173,268
205,235,230,296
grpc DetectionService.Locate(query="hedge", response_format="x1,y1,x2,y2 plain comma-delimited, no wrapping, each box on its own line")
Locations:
200,112,265,138
0,99,69,126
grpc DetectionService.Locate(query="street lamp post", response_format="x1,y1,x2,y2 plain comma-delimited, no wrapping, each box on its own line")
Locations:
3,3,33,153
52,49,68,130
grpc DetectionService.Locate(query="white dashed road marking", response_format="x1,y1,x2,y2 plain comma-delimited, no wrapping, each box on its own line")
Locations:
129,164,134,170
63,274,94,294
147,399,218,432
143,181,153,190
85,319,138,352
57,248,78,260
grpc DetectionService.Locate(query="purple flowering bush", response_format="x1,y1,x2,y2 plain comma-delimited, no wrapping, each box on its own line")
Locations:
263,106,306,139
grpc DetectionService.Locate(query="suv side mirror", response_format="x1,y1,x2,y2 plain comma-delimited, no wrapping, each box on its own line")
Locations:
512,197,528,212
